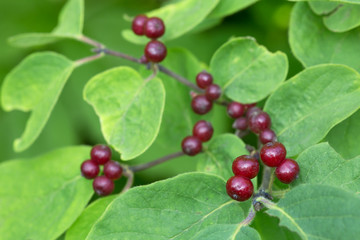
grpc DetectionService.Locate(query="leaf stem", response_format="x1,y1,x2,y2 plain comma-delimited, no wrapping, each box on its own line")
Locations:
74,53,103,67
121,168,134,194
129,151,185,172
78,35,103,48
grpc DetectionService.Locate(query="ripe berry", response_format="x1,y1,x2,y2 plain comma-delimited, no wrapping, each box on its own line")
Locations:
196,71,213,89
144,40,167,63
191,95,213,115
104,160,123,180
193,120,213,142
226,176,254,202
232,155,259,179
227,102,245,118
232,117,247,130
132,15,148,35
275,159,300,184
181,136,202,156
80,160,100,179
260,142,286,167
93,176,114,196
91,145,111,165
246,106,261,119
205,84,221,101
244,103,257,109
259,129,277,144
248,111,271,134
144,17,165,39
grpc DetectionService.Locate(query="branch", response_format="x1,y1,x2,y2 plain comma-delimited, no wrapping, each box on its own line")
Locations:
74,53,103,67
129,151,185,172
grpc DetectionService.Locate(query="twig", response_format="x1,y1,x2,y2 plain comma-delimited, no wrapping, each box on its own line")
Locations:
74,53,103,67
78,35,103,48
129,151,185,172
121,168,134,194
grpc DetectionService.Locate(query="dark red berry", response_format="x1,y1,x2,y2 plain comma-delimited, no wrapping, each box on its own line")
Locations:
181,136,202,156
132,15,148,36
205,84,221,101
144,17,165,39
227,102,245,118
260,142,286,167
93,176,114,196
139,55,149,64
244,103,257,110
246,106,261,119
226,176,254,202
91,145,111,165
275,159,300,184
104,161,123,180
232,155,259,179
80,160,100,179
196,71,213,89
259,129,277,144
193,120,213,142
232,117,247,130
248,111,271,134
144,40,167,63
191,95,213,115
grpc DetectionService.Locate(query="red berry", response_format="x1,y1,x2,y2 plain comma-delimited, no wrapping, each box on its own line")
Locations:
275,159,300,184
191,95,213,115
80,160,100,179
226,176,254,202
232,117,247,130
193,120,213,142
259,129,277,144
93,176,114,196
205,84,221,101
144,17,165,39
181,136,202,156
260,142,286,167
144,40,167,63
227,102,245,118
132,15,148,35
246,106,261,119
244,103,257,110
232,155,259,179
91,145,111,165
196,71,213,89
104,161,123,180
248,111,271,134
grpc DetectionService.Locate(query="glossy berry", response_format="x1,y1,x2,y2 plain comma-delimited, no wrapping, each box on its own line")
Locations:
232,155,259,179
232,117,247,130
191,95,213,115
275,159,300,184
193,120,213,142
196,71,213,89
144,40,167,63
259,129,277,144
144,17,165,39
260,142,286,167
132,15,148,35
181,136,202,156
227,102,245,118
80,160,100,179
93,176,114,196
248,111,271,134
205,84,221,101
226,176,254,202
91,145,111,165
104,160,123,180
246,106,261,119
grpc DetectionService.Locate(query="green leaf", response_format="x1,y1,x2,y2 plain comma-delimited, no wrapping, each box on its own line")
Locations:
265,184,360,240
289,2,360,72
86,173,260,240
84,66,165,160
210,37,288,103
208,0,258,18
290,0,360,4
0,146,93,240
293,143,360,194
122,0,220,44
264,64,360,157
1,52,74,152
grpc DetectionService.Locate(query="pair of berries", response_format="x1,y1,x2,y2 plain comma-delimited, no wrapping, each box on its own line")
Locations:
132,15,167,63
181,120,214,156
192,71,221,115
80,145,123,196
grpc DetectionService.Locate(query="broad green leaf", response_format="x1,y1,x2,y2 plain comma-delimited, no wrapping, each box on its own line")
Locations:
210,37,288,103
291,0,360,4
66,196,116,240
122,0,219,44
1,52,74,152
264,64,360,157
293,143,360,194
86,173,260,240
289,2,360,72
326,110,360,159
84,66,165,160
208,0,258,18
0,146,93,240
265,184,360,240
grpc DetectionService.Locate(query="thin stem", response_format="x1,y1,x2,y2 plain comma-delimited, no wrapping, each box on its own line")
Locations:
74,53,103,67
235,129,250,139
97,48,141,64
241,206,256,225
145,63,158,81
129,151,185,172
78,35,103,48
259,166,273,192
121,169,134,194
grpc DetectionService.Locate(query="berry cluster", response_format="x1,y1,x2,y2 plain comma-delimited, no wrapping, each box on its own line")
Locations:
80,145,123,196
181,120,214,156
132,15,167,63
